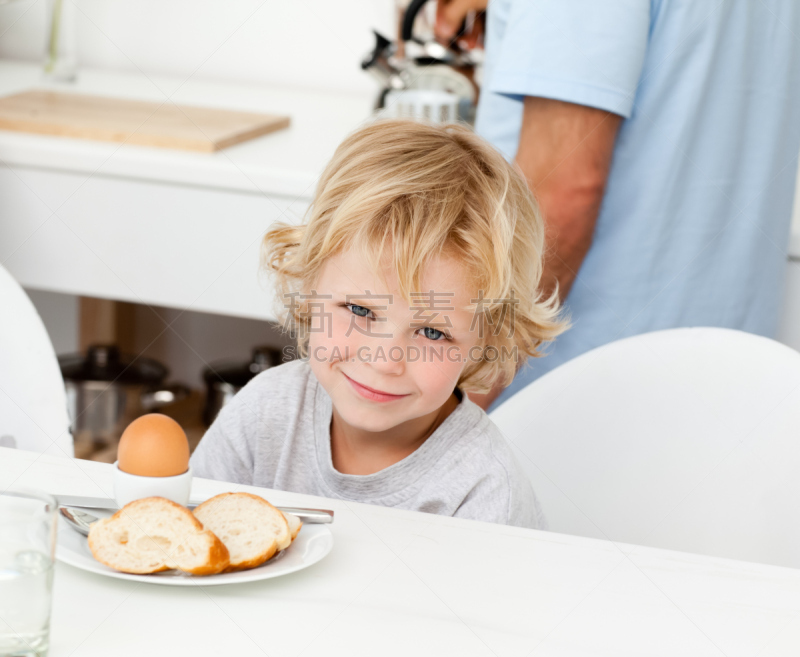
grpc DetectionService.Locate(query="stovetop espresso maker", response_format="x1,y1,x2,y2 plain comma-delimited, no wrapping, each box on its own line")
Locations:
361,0,484,123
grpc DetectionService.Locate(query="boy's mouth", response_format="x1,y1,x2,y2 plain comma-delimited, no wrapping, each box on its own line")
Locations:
342,372,410,402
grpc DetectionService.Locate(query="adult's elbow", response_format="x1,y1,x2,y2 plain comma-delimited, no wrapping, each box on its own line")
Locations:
543,173,608,218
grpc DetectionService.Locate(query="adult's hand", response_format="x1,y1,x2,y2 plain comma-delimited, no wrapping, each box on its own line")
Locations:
435,0,487,47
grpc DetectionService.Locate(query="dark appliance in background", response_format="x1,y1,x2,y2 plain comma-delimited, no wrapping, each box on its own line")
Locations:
59,344,189,447
202,346,284,426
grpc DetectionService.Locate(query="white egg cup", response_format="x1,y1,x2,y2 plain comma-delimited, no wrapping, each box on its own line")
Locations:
113,461,193,508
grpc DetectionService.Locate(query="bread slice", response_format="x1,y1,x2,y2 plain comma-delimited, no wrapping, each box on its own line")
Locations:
88,497,230,576
284,511,303,542
192,493,291,572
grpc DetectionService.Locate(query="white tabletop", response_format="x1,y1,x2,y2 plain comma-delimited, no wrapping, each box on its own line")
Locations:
2,447,800,656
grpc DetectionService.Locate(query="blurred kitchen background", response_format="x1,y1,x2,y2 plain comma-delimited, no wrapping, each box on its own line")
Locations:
0,0,799,461
0,0,406,460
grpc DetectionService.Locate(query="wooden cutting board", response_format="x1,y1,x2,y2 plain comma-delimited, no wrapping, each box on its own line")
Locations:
0,90,290,152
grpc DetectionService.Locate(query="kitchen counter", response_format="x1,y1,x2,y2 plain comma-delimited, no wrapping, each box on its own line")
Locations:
1,59,799,324
0,60,375,199
0,60,375,320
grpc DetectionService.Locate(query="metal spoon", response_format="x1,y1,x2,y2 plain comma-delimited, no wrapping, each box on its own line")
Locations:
60,506,99,536
60,504,333,537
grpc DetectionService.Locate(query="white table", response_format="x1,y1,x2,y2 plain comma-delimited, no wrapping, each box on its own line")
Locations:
3,447,800,656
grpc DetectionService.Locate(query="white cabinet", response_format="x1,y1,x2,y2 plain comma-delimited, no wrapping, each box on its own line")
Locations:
1,167,306,321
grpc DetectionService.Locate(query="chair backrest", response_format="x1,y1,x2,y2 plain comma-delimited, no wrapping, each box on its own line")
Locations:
490,327,800,569
0,264,73,456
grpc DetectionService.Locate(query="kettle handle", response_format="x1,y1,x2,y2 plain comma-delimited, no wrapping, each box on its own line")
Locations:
401,0,466,45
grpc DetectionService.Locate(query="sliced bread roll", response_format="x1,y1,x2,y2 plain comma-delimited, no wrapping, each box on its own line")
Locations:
193,492,291,572
88,497,230,575
284,511,303,542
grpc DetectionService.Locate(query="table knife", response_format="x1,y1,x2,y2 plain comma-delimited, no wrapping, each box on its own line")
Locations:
54,493,333,524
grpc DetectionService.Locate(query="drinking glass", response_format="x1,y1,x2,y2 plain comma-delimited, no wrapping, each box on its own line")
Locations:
0,489,57,657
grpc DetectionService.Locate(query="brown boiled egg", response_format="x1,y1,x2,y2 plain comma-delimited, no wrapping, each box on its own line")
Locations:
117,413,190,477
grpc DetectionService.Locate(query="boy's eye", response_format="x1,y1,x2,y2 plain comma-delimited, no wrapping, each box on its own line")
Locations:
419,326,447,341
346,304,374,319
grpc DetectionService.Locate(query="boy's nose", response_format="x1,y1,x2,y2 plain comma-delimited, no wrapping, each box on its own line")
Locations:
357,329,407,376
367,339,406,376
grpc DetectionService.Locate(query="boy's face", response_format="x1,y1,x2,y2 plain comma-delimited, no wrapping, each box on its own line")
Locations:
306,248,481,435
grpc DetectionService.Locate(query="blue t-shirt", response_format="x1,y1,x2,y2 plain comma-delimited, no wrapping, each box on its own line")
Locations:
477,0,800,409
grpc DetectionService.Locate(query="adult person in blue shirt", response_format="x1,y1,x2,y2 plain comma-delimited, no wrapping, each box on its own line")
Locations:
438,0,800,411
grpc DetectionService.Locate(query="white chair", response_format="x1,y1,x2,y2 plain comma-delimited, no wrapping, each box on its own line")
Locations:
490,327,800,569
0,264,73,457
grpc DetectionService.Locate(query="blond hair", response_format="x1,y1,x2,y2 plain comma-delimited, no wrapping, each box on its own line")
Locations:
262,119,567,394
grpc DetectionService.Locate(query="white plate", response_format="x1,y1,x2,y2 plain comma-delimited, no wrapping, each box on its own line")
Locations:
56,511,333,586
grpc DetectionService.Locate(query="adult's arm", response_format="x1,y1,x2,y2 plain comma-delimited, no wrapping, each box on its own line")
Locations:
518,96,622,301
453,0,648,411
470,98,622,412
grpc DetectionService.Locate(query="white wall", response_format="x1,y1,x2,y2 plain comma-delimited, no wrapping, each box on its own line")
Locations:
0,0,395,94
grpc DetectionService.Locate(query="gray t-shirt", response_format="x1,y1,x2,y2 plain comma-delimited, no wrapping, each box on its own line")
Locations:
190,359,545,529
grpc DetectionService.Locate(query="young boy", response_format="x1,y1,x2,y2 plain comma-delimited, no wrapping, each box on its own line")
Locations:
190,120,566,529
